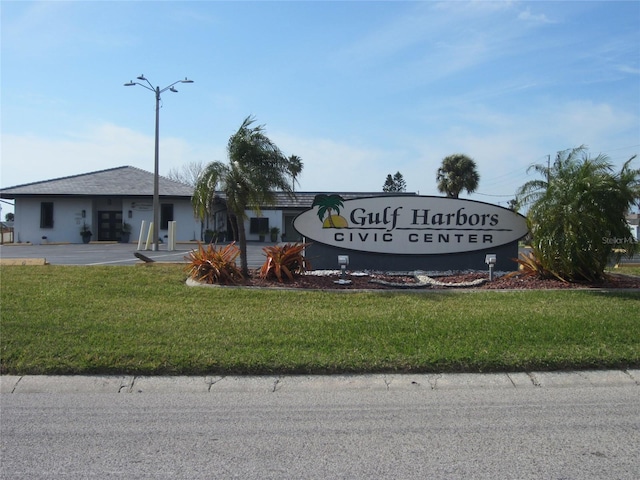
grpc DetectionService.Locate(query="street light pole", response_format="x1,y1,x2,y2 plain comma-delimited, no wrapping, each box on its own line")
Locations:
153,85,160,252
124,75,193,251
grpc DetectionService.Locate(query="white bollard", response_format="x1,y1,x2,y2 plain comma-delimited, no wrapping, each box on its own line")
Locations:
137,221,147,251
145,222,154,251
168,221,177,251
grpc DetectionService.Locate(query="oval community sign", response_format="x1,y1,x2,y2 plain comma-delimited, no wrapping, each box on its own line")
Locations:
293,195,529,255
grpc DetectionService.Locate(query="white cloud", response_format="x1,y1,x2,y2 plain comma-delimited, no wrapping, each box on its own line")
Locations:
332,0,554,94
518,7,554,24
434,1,515,15
273,118,544,200
0,123,221,188
333,4,433,67
273,132,406,193
547,101,638,149
617,64,640,75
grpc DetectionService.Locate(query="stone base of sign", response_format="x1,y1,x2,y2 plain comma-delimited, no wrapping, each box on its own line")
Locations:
304,241,520,272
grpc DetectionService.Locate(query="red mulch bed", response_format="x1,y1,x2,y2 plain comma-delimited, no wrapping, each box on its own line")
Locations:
241,271,640,291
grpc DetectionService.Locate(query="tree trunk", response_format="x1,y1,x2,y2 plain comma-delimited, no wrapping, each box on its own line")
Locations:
229,215,238,242
236,215,249,277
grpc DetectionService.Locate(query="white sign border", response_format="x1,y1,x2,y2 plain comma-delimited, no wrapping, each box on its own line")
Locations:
293,195,528,255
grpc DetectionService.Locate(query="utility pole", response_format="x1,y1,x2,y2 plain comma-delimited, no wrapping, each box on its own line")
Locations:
547,154,550,184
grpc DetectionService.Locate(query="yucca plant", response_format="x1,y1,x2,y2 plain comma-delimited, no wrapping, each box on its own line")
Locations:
259,243,311,282
185,242,244,285
506,251,566,282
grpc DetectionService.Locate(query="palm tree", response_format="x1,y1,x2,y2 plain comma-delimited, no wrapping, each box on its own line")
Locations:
516,145,639,281
436,154,480,198
287,155,303,192
193,116,296,276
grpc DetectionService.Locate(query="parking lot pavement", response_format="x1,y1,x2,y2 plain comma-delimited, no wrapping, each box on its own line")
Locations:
0,242,272,269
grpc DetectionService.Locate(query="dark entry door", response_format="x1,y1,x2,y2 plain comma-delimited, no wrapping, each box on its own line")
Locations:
98,211,123,241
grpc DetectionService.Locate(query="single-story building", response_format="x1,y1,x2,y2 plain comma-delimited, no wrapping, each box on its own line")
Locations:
0,165,409,246
0,166,200,245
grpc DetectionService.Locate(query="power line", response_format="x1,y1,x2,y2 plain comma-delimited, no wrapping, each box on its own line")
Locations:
599,144,640,153
473,192,517,197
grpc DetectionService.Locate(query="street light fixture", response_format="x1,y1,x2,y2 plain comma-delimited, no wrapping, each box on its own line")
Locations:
124,74,193,251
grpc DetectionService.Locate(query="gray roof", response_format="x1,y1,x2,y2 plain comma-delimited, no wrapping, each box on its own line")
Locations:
0,166,194,198
214,191,418,210
0,165,418,208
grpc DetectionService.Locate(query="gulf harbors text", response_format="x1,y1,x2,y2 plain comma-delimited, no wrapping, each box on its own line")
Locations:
348,206,499,231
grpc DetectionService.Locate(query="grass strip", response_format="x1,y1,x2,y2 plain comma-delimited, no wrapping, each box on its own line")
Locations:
1,265,639,375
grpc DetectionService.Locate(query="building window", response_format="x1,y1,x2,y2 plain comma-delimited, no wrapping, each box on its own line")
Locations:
250,217,269,234
40,202,54,228
160,204,174,229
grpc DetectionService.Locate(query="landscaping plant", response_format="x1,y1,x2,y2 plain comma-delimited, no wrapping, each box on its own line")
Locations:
185,242,244,285
509,251,565,281
516,146,639,282
259,242,311,282
192,116,301,276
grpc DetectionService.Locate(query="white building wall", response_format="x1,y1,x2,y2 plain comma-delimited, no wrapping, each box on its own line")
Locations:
123,198,151,243
15,197,93,244
166,200,200,243
242,209,283,241
123,198,200,244
14,197,200,244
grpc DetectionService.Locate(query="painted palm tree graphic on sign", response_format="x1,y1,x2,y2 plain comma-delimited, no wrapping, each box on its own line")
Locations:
312,194,348,228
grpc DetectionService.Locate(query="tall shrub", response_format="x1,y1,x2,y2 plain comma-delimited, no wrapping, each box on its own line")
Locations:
516,146,639,282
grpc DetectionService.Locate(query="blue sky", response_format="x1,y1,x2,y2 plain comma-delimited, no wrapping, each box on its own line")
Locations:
2,0,639,215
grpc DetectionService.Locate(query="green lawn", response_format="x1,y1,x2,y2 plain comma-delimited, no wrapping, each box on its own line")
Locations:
1,265,639,375
608,264,640,276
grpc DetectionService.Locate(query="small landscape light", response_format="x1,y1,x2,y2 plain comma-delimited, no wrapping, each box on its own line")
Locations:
335,255,352,285
485,254,497,281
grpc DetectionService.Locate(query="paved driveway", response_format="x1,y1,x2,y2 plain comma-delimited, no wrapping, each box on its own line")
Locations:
0,242,271,269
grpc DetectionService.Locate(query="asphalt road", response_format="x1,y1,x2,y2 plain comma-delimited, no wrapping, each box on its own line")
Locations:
2,375,639,479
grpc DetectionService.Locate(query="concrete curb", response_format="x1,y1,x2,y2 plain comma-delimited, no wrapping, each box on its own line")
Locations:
2,370,638,394
0,258,48,265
